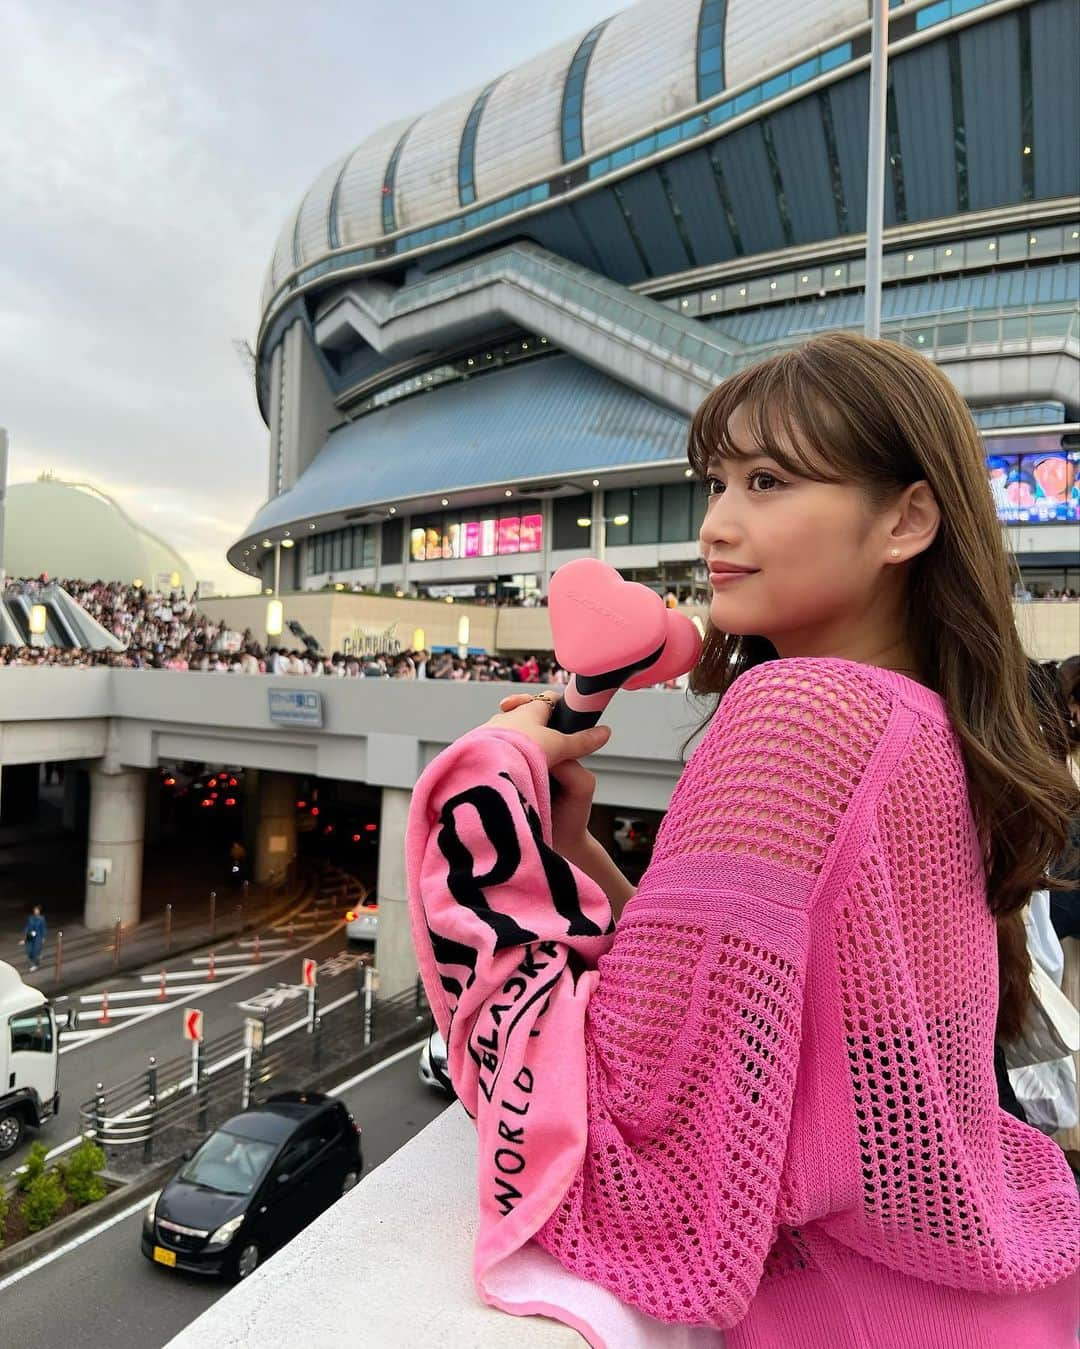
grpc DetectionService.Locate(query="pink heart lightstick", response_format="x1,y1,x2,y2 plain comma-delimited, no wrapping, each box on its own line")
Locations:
545,559,702,738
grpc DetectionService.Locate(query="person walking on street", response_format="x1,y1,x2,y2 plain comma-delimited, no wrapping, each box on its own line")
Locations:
22,905,46,972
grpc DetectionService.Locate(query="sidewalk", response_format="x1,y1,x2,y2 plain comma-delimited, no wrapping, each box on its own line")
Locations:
6,868,313,1000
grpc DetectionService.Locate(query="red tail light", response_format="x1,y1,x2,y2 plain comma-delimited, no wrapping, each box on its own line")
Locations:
364,823,377,832
224,797,236,807
345,910,357,921
352,833,361,842
311,806,319,817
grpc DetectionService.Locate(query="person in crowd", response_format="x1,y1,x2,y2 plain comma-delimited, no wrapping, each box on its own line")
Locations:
406,331,1079,1346
21,904,47,972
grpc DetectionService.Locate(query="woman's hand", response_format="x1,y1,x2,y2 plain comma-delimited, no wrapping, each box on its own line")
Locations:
490,692,609,861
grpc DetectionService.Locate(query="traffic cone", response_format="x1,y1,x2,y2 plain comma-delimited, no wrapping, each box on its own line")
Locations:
158,969,168,1001
99,990,111,1025
208,950,216,980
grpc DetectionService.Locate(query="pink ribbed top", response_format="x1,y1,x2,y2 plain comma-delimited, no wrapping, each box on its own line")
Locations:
405,657,1079,1347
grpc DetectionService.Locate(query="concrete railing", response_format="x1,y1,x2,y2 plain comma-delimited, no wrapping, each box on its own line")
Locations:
166,1104,581,1348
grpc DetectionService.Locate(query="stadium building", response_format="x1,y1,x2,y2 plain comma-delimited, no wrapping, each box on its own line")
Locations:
231,0,1079,605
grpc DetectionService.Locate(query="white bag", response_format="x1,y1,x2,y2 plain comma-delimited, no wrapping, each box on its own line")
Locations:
1001,892,1080,1071
1008,1057,1079,1134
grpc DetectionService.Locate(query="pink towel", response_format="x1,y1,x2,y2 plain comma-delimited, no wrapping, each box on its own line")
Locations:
406,657,1079,1347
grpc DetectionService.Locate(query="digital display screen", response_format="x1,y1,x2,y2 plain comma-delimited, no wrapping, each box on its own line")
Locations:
497,517,520,554
409,512,545,560
519,514,542,552
986,437,1079,524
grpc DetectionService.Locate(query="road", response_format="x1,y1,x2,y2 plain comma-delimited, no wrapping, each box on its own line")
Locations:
6,894,354,1176
0,1043,451,1348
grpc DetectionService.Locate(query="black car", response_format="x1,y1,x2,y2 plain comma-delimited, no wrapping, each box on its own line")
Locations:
141,1091,362,1281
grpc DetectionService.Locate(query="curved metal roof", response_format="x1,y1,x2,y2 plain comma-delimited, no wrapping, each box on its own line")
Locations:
261,0,875,315
230,354,689,558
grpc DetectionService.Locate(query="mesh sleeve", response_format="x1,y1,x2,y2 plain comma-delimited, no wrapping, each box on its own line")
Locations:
533,659,895,1326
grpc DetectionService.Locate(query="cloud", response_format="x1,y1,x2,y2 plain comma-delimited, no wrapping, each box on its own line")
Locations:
2,0,614,591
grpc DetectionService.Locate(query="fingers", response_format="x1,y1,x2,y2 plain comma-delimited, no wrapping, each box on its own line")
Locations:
548,724,610,765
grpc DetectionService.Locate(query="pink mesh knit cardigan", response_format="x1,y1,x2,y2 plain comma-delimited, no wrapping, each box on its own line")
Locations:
405,658,1079,1347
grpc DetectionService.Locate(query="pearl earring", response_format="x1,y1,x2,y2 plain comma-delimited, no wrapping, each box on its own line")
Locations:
889,548,901,559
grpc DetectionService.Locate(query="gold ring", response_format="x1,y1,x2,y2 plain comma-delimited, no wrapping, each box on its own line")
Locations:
530,691,556,706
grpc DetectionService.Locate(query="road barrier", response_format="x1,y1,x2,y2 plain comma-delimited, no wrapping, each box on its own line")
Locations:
26,860,301,991
78,976,428,1161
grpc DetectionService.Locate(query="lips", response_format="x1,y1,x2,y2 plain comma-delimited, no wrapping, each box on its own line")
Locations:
708,563,758,575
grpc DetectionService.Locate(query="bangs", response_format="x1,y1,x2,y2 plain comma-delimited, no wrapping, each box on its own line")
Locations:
688,353,850,485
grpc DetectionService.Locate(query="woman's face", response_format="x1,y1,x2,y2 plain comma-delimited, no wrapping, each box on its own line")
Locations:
698,403,901,655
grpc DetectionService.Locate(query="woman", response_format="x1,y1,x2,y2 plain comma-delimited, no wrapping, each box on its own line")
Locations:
405,332,1079,1347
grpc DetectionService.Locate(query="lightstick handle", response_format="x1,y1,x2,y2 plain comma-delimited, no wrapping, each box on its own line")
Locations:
547,675,617,735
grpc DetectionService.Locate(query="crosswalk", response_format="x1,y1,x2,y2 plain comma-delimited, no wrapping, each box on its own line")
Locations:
58,901,344,1053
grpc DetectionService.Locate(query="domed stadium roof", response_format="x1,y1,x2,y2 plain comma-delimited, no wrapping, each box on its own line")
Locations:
262,0,871,316
2,477,195,592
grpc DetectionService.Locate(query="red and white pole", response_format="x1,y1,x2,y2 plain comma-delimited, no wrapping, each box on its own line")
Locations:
99,990,111,1025
208,950,216,981
158,968,167,1001
254,933,261,963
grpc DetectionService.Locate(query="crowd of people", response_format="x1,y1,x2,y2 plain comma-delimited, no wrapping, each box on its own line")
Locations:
0,577,691,687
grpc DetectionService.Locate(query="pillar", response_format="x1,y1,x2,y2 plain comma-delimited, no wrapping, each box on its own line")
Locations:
373,787,418,997
84,765,147,929
255,771,297,884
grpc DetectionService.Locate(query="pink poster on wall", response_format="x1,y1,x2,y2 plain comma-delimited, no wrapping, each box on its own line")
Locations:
519,514,542,552
464,521,481,556
497,517,520,554
480,519,497,556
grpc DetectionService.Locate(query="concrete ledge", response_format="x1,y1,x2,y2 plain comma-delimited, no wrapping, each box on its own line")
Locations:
165,1103,583,1348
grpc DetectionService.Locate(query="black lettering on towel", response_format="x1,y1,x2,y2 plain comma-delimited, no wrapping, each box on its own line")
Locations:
436,784,538,951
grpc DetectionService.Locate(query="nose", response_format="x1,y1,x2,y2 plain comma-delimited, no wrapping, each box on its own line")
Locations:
698,490,743,555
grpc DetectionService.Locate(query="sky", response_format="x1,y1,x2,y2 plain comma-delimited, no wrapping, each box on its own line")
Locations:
2,0,617,591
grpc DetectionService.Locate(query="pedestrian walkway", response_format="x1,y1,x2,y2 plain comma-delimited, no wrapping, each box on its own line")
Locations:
6,866,313,1000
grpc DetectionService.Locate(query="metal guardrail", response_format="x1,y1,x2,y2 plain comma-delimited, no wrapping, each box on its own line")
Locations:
43,862,301,985
79,975,429,1162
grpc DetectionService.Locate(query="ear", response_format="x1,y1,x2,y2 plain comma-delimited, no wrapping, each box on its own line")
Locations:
885,480,940,564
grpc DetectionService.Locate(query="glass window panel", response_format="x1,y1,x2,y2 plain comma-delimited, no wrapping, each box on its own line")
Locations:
362,530,376,568
699,21,724,48
630,487,660,545
997,231,1028,261
661,483,694,542
761,72,791,100
733,86,761,113
937,321,969,346
657,125,682,149
796,267,823,291
700,73,724,101
904,246,933,273
916,0,951,29
935,244,963,270
699,48,723,77
971,318,999,344
790,57,819,86
820,42,851,71
331,533,343,571
1031,312,1069,339
1002,316,1028,341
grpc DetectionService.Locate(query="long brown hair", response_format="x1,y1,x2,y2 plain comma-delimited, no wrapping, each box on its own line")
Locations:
682,330,1079,1041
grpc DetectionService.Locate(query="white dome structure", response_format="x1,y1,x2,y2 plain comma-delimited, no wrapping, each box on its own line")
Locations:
2,476,195,592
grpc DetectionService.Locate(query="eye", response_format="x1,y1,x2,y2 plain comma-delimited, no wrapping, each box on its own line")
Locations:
702,475,724,497
747,469,784,492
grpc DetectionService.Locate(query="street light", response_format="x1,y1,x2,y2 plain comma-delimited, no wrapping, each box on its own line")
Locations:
29,604,47,647
266,599,284,637
457,615,469,659
575,513,630,562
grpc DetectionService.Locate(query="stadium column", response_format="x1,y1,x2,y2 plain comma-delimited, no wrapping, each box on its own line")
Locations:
254,771,297,884
373,787,417,997
84,764,146,929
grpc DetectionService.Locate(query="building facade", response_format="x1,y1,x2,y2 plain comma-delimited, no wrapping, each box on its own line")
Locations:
232,0,1080,603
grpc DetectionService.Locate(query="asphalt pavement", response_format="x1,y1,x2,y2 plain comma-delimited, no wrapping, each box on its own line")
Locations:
4,896,357,1177
0,1047,450,1349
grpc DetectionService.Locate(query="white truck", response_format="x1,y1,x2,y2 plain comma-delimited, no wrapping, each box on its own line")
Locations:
0,960,63,1157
